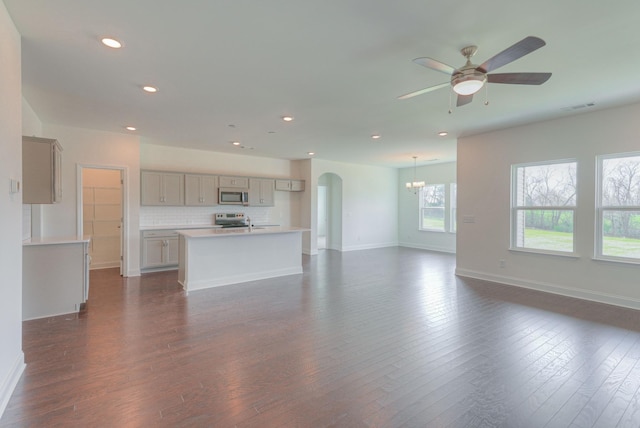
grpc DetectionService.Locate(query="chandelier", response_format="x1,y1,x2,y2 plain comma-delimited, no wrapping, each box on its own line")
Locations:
406,156,425,193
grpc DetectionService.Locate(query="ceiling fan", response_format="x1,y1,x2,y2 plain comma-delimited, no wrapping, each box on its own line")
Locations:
398,36,552,107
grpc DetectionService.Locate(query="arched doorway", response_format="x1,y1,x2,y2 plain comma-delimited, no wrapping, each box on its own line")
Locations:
317,173,343,251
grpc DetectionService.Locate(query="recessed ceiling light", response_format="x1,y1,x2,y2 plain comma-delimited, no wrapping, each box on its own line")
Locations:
143,86,158,93
282,116,294,122
438,131,448,137
307,152,315,156
125,126,136,131
231,141,241,146
371,134,381,139
101,37,122,49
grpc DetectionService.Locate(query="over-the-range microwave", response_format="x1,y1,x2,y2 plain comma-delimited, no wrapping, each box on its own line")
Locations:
218,188,249,206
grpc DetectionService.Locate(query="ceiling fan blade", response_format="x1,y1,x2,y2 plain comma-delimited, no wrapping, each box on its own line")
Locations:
413,57,457,75
478,36,546,73
457,94,473,107
488,72,552,85
397,82,450,100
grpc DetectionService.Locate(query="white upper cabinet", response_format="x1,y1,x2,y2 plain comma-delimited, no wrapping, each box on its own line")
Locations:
219,176,249,188
249,178,275,206
185,174,218,206
141,171,184,206
22,136,63,204
275,179,305,192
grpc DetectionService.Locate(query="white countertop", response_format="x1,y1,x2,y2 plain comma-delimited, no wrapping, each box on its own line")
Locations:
178,226,309,239
23,236,91,246
140,224,222,231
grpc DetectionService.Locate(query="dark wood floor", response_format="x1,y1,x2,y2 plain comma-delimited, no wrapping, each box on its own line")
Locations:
3,247,640,427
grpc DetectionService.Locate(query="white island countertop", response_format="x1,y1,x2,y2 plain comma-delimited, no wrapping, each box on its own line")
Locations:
178,226,308,239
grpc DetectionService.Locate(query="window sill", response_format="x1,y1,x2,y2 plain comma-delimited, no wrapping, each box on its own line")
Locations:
509,247,580,259
592,257,640,266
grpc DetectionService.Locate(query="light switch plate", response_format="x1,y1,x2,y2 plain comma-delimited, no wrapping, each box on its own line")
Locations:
10,178,20,194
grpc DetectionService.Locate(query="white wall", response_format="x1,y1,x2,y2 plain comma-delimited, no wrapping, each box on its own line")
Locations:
140,143,302,227
0,1,25,417
457,102,640,309
398,161,457,253
301,158,398,255
39,124,141,276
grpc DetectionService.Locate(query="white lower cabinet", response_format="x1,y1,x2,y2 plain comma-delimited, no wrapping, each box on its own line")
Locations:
23,240,90,320
141,230,179,270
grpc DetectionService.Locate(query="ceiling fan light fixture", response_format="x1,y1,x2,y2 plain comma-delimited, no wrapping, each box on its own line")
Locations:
452,71,486,95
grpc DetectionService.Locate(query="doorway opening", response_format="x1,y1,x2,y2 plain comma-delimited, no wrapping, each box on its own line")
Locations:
78,166,125,275
317,173,343,251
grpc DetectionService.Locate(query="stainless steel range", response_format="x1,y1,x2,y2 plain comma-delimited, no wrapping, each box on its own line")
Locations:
215,213,247,228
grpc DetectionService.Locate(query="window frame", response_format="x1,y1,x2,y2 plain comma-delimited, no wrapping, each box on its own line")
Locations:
510,159,578,256
595,152,640,264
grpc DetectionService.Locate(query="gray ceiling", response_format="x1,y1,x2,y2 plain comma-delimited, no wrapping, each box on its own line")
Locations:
5,1,640,168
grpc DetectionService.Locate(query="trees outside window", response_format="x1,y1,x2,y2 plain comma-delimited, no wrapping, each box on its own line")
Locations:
597,153,640,262
511,160,577,253
420,184,445,231
419,183,456,232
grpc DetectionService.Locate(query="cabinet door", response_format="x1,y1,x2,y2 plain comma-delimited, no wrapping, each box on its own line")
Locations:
141,171,184,205
165,237,179,265
275,179,291,191
162,173,184,205
290,180,305,191
22,136,62,204
219,176,249,188
53,143,63,202
185,174,218,206
184,174,202,205
140,171,163,205
200,175,218,205
141,238,165,268
249,178,274,206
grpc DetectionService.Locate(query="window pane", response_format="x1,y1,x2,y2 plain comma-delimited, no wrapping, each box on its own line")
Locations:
422,184,445,207
602,156,640,207
421,207,445,231
516,209,574,252
515,162,577,207
602,210,640,259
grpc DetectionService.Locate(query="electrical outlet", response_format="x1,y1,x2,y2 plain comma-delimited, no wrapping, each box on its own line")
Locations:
499,259,506,268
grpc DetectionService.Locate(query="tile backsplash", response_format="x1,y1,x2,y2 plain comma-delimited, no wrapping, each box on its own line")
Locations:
140,206,272,227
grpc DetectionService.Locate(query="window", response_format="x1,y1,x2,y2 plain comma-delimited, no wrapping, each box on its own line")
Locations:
511,160,577,254
596,153,640,262
419,183,456,232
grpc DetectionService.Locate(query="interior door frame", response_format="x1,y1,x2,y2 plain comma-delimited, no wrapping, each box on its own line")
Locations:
76,164,129,276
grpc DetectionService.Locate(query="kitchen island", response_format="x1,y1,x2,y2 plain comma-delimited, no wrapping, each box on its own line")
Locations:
177,226,308,292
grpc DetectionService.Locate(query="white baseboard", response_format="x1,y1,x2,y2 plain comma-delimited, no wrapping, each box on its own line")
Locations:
341,241,398,252
0,352,25,419
399,242,456,254
455,268,640,311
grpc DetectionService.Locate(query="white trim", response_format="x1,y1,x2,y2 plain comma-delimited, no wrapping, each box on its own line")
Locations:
77,164,129,276
399,242,456,254
340,241,398,252
0,352,25,418
455,268,640,311
595,152,640,263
